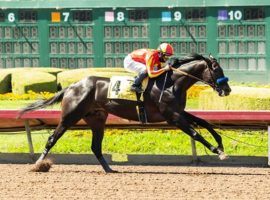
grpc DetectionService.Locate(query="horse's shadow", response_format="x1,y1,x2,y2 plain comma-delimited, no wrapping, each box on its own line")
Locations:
50,169,268,176
118,170,267,176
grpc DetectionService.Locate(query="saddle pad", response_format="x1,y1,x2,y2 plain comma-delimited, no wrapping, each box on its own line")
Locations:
107,76,148,101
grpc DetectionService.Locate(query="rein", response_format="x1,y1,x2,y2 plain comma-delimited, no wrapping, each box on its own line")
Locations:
171,67,216,88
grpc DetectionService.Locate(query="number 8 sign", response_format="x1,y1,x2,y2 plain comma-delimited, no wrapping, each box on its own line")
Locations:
117,12,124,22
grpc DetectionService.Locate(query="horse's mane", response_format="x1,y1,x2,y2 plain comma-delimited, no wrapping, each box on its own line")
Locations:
169,53,210,68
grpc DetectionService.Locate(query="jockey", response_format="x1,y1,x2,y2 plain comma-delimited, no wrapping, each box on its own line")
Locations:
124,43,174,93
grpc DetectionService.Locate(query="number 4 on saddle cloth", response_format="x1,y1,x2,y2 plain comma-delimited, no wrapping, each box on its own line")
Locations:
107,76,149,123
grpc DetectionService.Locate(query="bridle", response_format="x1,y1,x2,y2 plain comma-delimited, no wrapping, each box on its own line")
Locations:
170,58,228,90
159,56,229,102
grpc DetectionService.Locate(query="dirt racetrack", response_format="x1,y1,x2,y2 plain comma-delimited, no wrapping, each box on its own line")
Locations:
0,164,269,200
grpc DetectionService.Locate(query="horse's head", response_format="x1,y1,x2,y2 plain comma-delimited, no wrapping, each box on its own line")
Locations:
202,55,231,96
169,53,231,97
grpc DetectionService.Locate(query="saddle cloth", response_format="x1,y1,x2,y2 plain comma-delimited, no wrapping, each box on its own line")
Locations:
107,76,148,101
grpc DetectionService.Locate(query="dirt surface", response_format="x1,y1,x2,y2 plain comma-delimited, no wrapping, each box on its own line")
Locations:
0,164,270,200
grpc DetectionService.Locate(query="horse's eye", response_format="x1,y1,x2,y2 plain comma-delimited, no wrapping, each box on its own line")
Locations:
213,67,219,72
212,64,220,72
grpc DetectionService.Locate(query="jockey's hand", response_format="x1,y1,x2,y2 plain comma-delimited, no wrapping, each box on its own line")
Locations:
164,65,171,71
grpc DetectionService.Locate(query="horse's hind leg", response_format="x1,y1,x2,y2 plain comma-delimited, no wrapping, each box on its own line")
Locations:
37,104,92,163
37,102,91,163
36,123,67,163
36,77,97,164
83,110,115,173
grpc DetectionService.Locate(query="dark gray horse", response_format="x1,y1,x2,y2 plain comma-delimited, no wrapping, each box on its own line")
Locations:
19,54,231,173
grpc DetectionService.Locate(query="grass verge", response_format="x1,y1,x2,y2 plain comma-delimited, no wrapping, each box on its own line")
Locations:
0,99,267,157
0,128,267,156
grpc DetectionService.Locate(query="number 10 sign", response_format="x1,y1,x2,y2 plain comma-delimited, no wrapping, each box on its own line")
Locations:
218,10,243,21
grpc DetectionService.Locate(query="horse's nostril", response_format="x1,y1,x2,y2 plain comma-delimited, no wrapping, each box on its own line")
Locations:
225,89,231,96
224,87,231,93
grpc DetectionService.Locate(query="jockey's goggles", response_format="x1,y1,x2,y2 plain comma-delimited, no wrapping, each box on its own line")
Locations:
162,53,173,59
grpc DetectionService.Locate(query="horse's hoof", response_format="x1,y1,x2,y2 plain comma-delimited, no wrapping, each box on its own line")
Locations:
105,169,118,173
219,152,229,160
30,159,53,172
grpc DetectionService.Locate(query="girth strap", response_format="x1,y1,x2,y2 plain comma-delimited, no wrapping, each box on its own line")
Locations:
136,93,147,124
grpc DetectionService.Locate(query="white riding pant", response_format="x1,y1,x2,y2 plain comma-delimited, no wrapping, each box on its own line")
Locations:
124,55,146,73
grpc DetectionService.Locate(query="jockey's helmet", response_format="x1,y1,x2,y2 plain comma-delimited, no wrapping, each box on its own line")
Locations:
157,43,174,62
158,43,174,56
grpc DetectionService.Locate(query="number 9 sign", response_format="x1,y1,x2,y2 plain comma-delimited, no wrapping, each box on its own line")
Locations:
174,11,182,21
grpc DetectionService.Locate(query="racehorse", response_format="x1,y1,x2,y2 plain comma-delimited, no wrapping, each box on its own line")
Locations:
19,54,231,173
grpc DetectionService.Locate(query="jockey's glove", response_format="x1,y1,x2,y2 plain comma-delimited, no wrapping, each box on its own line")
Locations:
164,65,171,71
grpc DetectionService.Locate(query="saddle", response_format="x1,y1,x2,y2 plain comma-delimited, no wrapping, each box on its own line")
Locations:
107,76,148,101
107,76,148,123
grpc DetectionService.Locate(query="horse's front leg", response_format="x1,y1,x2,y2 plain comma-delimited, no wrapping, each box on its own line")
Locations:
166,112,226,159
182,111,227,159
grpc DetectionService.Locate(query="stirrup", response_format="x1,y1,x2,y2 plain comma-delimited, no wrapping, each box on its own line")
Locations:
131,86,144,93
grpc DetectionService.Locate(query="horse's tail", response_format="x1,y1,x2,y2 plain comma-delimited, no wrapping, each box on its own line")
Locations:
17,88,67,118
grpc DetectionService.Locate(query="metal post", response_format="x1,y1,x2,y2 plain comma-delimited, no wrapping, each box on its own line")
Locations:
24,120,34,157
267,125,270,166
190,138,198,162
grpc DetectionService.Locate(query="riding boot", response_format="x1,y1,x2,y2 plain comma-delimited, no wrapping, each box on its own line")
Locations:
131,71,148,93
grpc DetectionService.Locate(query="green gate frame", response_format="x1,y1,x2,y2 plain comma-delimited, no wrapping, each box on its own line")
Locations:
0,0,270,83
